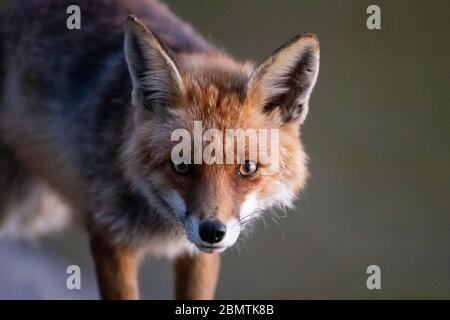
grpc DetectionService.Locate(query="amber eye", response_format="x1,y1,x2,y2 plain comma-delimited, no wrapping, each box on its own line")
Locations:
238,160,259,178
171,161,191,175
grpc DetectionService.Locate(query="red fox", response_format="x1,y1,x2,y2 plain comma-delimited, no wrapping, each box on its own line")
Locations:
0,0,319,299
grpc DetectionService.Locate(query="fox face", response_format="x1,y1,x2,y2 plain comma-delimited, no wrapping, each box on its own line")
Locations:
122,16,319,253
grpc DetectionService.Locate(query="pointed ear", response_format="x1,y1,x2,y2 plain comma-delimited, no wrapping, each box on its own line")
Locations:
247,33,320,124
124,15,183,111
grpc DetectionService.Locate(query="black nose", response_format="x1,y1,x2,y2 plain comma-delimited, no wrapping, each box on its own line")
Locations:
199,220,226,243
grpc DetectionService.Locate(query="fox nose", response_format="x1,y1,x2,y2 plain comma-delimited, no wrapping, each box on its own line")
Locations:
199,220,226,243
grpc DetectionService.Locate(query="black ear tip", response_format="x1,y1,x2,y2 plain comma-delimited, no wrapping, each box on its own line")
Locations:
125,15,153,38
275,32,320,57
301,33,319,41
298,33,320,52
126,15,139,23
125,15,139,32
126,15,146,31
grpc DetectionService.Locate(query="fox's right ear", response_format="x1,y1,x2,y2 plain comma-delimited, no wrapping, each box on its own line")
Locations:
124,15,183,111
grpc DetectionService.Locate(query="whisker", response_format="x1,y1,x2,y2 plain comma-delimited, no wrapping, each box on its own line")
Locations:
239,209,265,226
239,209,264,222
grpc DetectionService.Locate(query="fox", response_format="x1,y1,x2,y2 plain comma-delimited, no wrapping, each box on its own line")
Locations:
0,0,319,299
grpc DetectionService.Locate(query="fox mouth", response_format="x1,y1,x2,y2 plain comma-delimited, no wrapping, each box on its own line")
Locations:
197,244,226,253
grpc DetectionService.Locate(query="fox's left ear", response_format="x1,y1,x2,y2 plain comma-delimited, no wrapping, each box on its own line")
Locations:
124,15,183,112
247,34,320,124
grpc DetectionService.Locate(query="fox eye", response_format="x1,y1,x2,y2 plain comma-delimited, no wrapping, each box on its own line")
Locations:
238,160,259,178
171,161,191,175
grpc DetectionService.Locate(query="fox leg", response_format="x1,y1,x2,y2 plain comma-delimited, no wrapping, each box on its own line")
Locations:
89,233,141,300
174,252,221,299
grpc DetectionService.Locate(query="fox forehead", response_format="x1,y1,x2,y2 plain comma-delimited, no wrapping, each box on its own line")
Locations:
134,57,303,165
176,55,257,127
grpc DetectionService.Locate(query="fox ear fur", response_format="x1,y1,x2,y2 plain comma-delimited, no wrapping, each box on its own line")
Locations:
247,33,320,124
124,15,183,111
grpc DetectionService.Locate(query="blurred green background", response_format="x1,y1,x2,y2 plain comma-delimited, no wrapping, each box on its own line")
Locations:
0,0,449,299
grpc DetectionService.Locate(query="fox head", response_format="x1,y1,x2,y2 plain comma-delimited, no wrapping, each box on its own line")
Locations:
122,16,319,253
